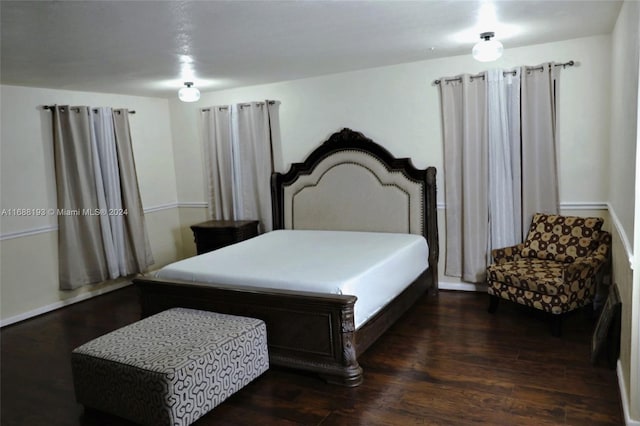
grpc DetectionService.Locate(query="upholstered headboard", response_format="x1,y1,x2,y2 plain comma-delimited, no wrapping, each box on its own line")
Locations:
271,128,438,286
282,147,426,234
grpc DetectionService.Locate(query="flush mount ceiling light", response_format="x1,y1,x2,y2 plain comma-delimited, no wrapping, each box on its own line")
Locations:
472,32,503,62
178,82,200,102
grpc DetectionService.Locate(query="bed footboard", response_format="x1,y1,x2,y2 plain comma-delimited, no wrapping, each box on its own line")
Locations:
134,277,364,386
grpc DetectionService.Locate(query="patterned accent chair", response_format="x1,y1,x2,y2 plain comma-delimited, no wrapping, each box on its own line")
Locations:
486,213,611,336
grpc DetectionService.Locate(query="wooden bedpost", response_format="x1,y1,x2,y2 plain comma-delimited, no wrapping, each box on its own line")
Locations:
426,167,439,296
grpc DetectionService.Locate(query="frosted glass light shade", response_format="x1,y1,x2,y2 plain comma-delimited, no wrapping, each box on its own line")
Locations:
472,38,503,62
178,83,200,102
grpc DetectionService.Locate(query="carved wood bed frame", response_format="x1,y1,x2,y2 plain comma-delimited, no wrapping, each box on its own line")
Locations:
134,128,438,387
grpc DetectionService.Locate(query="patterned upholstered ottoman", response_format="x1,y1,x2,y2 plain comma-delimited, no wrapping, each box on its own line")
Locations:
71,308,269,426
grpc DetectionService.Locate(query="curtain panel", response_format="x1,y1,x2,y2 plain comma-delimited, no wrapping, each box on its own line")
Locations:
440,74,489,282
202,106,234,221
438,63,560,283
487,68,521,250
521,63,561,238
112,109,154,273
202,100,280,233
51,106,153,290
91,107,124,279
52,106,110,289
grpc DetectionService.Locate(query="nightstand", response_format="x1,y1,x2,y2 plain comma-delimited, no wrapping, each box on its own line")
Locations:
190,220,259,254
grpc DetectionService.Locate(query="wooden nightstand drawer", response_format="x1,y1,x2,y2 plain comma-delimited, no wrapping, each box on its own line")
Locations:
190,220,259,254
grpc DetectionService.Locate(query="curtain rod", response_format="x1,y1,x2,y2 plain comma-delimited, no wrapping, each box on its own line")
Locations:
201,100,276,112
433,60,575,85
42,105,136,114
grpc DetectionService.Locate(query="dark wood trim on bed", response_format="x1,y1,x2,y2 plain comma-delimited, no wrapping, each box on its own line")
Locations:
134,268,430,387
135,277,364,386
135,128,438,386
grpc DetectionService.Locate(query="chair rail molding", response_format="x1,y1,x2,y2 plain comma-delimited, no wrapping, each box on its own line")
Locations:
177,201,208,208
560,201,609,210
608,202,634,269
0,202,183,241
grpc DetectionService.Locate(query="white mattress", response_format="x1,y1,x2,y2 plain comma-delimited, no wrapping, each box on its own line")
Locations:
155,229,429,329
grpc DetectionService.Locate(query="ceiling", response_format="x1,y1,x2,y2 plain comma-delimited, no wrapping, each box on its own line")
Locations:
1,1,622,99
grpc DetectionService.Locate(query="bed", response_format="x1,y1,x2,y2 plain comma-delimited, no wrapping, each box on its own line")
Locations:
134,128,438,386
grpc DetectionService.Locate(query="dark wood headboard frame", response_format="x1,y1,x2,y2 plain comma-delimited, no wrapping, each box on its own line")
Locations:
271,128,439,292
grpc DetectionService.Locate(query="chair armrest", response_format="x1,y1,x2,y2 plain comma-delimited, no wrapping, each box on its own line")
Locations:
592,232,612,258
491,243,525,264
564,249,608,282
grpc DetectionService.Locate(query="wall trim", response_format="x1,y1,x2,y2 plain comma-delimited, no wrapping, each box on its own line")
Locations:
178,201,208,208
436,201,608,211
608,202,634,269
439,280,487,292
560,201,609,210
0,281,132,328
143,202,179,213
0,202,182,241
0,225,58,241
618,360,640,426
2,200,609,241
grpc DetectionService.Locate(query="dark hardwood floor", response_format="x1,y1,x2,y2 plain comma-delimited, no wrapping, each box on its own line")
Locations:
1,286,623,426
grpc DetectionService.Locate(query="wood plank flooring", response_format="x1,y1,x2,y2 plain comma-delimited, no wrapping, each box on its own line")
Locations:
1,286,623,425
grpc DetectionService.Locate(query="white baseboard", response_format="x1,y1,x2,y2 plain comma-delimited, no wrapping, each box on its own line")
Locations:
618,360,640,426
439,280,487,292
0,281,132,328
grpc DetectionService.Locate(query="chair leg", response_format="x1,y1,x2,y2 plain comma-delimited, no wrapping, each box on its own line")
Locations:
551,315,563,337
488,295,500,313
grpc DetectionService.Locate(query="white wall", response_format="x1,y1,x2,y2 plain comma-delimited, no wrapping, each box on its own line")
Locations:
0,85,183,323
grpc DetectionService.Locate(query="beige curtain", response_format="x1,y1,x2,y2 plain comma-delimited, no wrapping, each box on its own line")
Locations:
52,106,109,289
51,106,152,290
202,100,280,233
202,106,234,220
521,63,560,236
440,75,489,282
112,109,154,273
233,101,280,232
